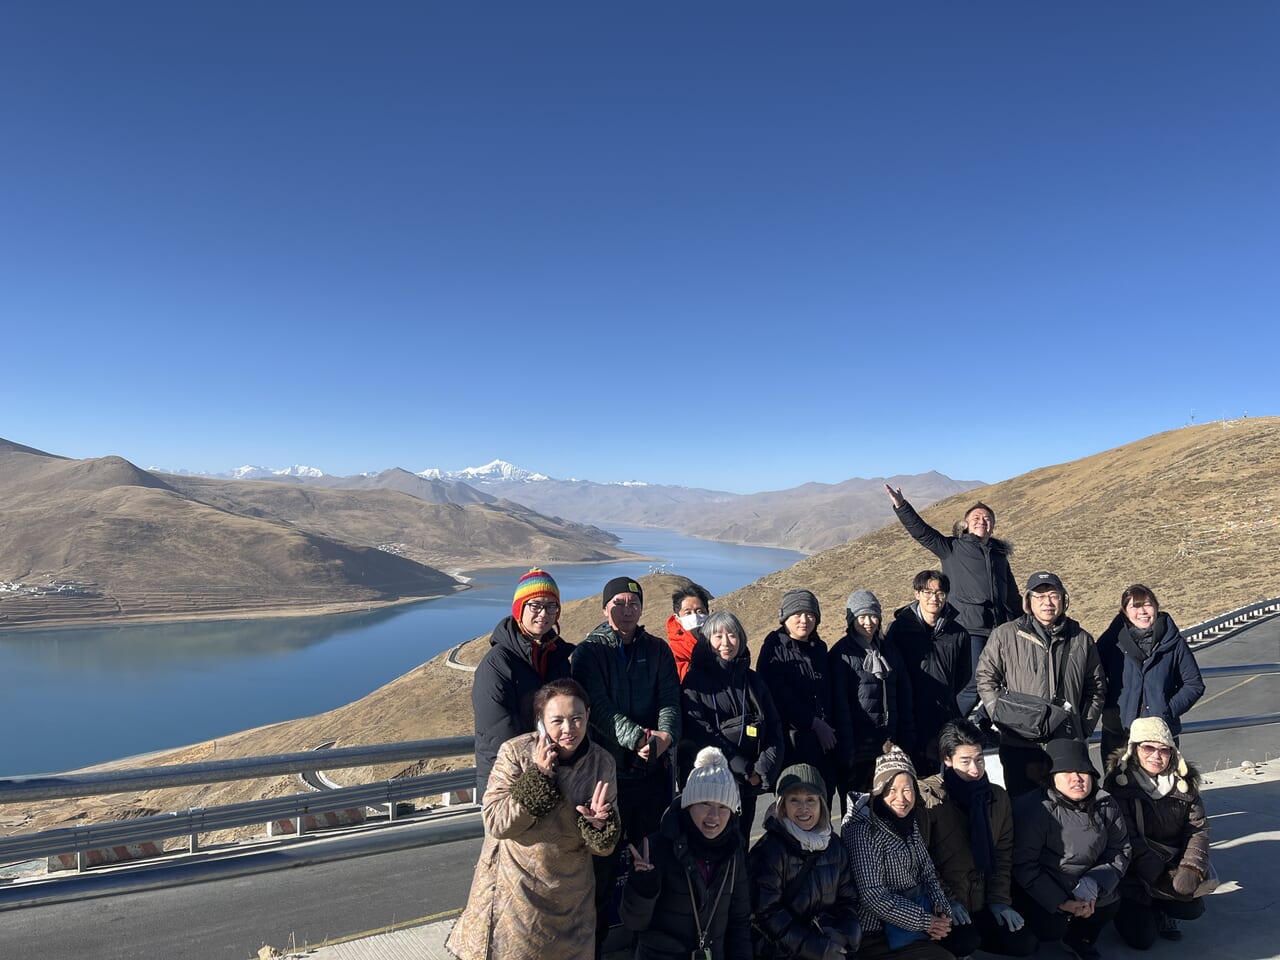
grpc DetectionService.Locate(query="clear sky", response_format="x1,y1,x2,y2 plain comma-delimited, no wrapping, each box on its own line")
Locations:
2,3,1276,494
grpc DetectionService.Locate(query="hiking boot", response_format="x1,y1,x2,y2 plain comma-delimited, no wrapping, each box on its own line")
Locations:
1063,933,1101,960
1157,913,1183,941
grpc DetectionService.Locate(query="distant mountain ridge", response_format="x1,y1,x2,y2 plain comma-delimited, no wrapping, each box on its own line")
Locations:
180,457,982,552
0,441,636,630
26,418,1276,836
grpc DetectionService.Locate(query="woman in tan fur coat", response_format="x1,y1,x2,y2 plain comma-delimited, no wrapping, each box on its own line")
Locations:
448,678,620,960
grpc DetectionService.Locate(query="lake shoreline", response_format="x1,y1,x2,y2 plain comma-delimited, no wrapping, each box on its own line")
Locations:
0,549,670,634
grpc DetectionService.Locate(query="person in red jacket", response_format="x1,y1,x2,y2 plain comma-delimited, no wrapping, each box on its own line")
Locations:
666,581,712,682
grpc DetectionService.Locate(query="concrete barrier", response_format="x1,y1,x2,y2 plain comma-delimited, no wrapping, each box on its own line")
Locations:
267,808,367,837
47,841,165,873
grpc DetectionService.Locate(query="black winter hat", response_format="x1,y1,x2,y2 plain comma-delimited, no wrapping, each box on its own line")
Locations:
602,576,643,608
1045,738,1099,778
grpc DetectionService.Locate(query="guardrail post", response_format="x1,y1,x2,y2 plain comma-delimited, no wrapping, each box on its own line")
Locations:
189,832,199,853
294,815,305,837
76,850,87,873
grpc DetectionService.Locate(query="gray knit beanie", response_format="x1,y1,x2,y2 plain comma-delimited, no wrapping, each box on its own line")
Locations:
779,589,821,627
846,590,882,619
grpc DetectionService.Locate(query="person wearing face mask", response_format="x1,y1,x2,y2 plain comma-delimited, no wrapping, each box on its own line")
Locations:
472,569,574,795
840,743,954,960
667,582,713,682
757,589,838,807
1095,585,1204,761
831,590,915,802
975,572,1105,798
622,747,753,960
917,720,1037,958
680,611,784,837
749,764,861,960
1011,739,1131,960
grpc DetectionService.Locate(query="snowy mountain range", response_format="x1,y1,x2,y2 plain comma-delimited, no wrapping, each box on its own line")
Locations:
416,459,551,484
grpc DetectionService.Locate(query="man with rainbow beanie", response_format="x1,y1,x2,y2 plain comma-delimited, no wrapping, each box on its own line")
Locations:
472,568,573,795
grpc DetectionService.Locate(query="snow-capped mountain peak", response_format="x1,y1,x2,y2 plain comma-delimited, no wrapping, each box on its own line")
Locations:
274,464,324,478
417,460,549,483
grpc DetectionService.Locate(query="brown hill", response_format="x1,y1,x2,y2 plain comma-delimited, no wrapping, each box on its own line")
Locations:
162,475,629,569
473,470,981,552
6,420,1278,839
0,442,634,630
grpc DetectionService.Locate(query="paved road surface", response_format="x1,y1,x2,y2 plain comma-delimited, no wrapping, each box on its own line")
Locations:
1,615,1275,959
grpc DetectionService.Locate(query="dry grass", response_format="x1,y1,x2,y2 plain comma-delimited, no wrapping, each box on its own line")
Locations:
4,419,1277,840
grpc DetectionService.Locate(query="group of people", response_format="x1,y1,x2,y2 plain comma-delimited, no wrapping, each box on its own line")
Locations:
447,490,1214,960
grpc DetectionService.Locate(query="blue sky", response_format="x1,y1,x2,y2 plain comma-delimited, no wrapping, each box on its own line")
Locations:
2,3,1276,494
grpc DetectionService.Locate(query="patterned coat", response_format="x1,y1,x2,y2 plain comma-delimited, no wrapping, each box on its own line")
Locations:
446,733,620,960
840,793,951,936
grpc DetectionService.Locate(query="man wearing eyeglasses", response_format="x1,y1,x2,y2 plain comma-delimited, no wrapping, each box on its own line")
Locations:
472,568,573,795
976,571,1105,797
571,575,681,957
884,569,978,776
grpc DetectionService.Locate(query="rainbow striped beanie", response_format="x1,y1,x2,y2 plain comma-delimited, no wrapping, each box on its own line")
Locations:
512,568,560,620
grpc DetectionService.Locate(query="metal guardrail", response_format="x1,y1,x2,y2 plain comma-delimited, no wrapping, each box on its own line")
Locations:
1183,596,1280,642
0,769,477,865
0,735,475,803
0,737,478,872
1,653,1277,878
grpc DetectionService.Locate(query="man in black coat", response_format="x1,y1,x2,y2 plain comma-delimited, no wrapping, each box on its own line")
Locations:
471,569,572,795
884,485,1020,679
884,570,977,777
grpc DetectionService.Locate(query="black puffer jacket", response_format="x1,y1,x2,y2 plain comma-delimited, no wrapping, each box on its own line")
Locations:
1012,784,1132,913
756,630,835,771
471,616,573,793
681,639,785,793
748,808,861,959
883,601,976,768
830,627,915,766
893,500,1020,637
622,804,752,960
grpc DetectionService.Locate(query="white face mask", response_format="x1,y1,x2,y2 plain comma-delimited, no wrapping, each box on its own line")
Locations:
678,612,707,632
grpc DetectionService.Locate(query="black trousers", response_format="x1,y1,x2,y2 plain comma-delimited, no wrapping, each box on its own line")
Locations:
1013,886,1119,946
1113,895,1205,950
591,767,673,958
940,906,1038,957
998,744,1050,798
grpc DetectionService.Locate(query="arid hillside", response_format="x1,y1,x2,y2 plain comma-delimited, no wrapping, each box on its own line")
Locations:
474,469,981,552
0,440,634,630
5,419,1275,842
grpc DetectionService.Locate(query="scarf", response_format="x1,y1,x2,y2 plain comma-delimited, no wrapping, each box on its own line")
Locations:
943,767,995,874
872,796,918,840
682,808,740,883
1132,765,1177,799
527,633,559,679
782,815,831,852
852,634,892,680
1124,622,1157,661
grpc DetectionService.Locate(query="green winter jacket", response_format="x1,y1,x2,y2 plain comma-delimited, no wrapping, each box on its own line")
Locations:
570,623,681,776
